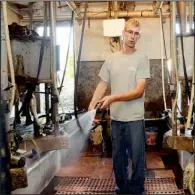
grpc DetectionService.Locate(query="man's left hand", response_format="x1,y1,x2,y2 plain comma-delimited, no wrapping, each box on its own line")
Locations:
99,95,114,110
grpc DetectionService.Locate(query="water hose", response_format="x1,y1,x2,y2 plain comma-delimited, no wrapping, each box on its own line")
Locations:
59,11,74,94
36,2,48,81
74,2,88,133
176,2,191,100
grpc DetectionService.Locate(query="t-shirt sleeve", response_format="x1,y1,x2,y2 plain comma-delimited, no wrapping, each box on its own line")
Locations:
98,57,110,83
136,54,150,80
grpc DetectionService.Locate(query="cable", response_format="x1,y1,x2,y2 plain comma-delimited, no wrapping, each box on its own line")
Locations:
176,3,191,100
36,2,48,81
159,8,172,84
73,12,76,78
74,2,88,133
59,11,74,94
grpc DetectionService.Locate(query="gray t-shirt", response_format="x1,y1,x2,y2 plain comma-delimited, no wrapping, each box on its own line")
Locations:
99,51,150,122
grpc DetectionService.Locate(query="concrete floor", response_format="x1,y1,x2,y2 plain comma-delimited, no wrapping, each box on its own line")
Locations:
41,144,184,194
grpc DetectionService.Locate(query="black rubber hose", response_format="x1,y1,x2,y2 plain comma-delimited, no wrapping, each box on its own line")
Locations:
74,2,88,133
36,2,48,81
160,8,172,84
176,2,191,100
59,11,74,94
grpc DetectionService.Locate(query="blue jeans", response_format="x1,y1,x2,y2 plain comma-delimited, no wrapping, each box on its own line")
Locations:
111,120,146,194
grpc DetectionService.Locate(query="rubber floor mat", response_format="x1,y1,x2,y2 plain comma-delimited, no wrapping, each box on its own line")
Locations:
55,177,185,194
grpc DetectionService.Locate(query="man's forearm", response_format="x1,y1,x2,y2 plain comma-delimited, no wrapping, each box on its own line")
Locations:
111,79,146,103
89,81,108,108
112,88,143,102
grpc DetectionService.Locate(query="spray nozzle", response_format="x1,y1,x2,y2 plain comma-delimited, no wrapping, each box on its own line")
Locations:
94,102,102,110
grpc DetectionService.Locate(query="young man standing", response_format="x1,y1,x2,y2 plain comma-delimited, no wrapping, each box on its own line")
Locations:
89,19,150,194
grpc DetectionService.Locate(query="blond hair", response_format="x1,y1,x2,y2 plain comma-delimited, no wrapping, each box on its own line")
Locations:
125,18,141,30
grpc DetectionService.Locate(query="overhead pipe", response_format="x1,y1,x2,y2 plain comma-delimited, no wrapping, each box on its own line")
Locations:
80,10,170,19
21,10,170,23
114,1,118,19
66,2,81,18
154,1,164,14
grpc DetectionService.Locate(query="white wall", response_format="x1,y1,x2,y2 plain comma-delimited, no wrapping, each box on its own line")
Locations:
19,2,171,61
75,18,171,61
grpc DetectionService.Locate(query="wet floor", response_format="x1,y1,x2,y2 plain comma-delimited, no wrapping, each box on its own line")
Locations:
41,144,185,194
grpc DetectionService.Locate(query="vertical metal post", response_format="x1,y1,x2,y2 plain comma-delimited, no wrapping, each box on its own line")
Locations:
49,1,59,135
171,2,178,136
45,83,50,124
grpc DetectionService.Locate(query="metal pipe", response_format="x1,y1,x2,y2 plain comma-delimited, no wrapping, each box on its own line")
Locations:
171,2,178,136
160,9,167,110
178,1,187,34
21,10,170,22
2,1,16,112
114,1,118,19
82,10,170,19
66,2,81,18
188,1,193,32
28,2,34,30
154,1,164,14
49,1,59,135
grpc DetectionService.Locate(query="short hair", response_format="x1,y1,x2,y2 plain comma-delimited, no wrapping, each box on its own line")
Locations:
125,18,141,30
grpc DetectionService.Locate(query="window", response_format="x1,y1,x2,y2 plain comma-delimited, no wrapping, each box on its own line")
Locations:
36,25,74,112
176,23,194,34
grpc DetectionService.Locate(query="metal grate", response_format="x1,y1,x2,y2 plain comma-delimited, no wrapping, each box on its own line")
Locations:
55,177,185,194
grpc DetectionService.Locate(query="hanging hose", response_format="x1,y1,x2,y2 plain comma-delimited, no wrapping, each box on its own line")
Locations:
2,1,16,112
73,13,76,78
176,2,191,100
59,11,74,94
160,8,172,84
74,2,88,133
160,9,167,110
36,2,48,81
